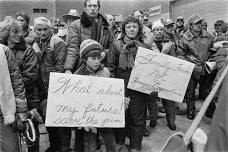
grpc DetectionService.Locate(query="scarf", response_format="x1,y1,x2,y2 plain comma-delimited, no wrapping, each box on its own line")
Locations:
118,36,142,69
91,16,103,43
35,35,52,61
0,44,16,125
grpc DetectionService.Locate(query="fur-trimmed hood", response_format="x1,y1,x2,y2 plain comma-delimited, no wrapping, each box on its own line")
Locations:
80,11,109,28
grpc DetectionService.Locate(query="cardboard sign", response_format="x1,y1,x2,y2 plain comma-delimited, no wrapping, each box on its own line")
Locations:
128,47,195,103
45,73,125,127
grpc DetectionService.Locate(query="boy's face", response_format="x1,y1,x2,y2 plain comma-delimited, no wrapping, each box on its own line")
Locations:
86,56,100,71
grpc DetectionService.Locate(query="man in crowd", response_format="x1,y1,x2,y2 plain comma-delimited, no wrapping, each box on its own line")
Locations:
106,14,120,40
132,9,154,48
32,17,71,152
174,16,186,39
201,19,208,31
176,14,214,120
16,11,35,45
213,20,225,41
147,21,176,131
62,9,80,27
163,19,177,43
64,0,114,74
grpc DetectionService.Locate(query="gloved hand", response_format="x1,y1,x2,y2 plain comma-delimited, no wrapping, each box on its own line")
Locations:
78,126,97,134
150,91,158,97
124,97,130,110
12,112,27,132
27,108,43,124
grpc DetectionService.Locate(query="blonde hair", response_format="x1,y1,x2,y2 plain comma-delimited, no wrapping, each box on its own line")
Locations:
0,18,22,45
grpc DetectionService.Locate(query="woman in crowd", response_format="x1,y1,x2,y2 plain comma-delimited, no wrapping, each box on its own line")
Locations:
107,16,149,152
0,22,28,152
0,18,40,152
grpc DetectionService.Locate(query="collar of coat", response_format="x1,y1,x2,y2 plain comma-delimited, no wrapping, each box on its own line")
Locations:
75,62,105,75
184,29,211,41
80,11,109,28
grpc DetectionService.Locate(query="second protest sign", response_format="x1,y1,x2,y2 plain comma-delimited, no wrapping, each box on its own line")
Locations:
128,47,195,103
45,73,125,127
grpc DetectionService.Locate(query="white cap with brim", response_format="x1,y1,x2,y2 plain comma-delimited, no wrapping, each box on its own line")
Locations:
152,21,164,31
62,9,80,23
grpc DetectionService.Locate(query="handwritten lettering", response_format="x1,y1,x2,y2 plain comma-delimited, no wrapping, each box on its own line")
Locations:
85,115,99,125
82,102,121,119
56,104,78,118
172,64,191,74
137,54,191,75
101,118,123,127
53,115,82,125
97,85,123,97
53,77,92,95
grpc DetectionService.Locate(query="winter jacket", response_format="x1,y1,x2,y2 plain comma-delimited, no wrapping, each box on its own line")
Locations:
36,35,67,100
151,35,176,57
64,11,114,71
106,38,146,94
10,42,39,108
0,44,27,113
75,63,110,78
176,29,214,80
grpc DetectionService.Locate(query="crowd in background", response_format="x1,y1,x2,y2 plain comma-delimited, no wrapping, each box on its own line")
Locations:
1,0,228,152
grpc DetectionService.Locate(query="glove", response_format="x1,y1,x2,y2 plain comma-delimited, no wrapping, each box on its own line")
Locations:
124,97,130,110
12,112,27,132
78,127,97,134
27,108,43,124
150,91,158,97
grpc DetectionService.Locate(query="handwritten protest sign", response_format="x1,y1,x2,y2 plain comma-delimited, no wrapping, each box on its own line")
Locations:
128,47,195,103
45,73,125,127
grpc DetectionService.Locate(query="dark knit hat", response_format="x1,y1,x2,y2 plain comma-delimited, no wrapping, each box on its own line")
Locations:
80,39,102,59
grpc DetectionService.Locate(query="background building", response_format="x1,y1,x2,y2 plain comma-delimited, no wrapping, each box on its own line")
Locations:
0,0,228,32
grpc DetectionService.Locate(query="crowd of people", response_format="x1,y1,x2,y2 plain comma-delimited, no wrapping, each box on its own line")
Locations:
0,0,228,152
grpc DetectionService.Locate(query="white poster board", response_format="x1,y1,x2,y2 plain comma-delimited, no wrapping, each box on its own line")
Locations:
45,73,125,127
128,47,195,103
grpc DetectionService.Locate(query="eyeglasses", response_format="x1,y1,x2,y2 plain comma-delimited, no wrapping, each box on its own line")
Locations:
87,4,98,8
214,24,222,27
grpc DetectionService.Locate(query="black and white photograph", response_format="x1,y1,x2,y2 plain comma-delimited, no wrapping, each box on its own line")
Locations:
0,0,228,151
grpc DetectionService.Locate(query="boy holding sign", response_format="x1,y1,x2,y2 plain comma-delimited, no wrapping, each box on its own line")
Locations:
74,39,118,152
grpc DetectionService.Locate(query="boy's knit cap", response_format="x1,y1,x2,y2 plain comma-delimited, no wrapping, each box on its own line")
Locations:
80,39,102,59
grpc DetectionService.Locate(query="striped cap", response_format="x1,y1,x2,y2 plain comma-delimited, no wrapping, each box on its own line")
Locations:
80,39,102,59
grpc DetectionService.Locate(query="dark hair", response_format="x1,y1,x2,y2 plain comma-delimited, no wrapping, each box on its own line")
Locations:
16,11,30,25
84,0,100,9
121,16,143,40
221,22,228,33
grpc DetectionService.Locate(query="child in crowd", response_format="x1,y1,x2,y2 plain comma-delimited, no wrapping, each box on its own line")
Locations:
74,39,116,152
